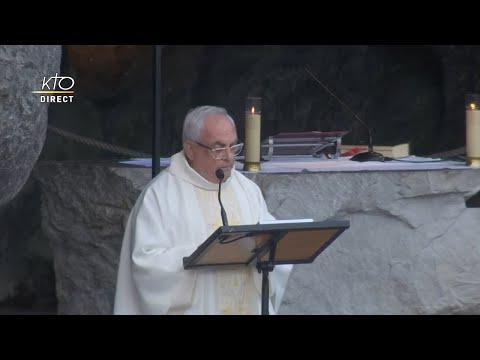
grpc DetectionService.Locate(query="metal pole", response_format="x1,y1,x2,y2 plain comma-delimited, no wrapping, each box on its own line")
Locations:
152,45,162,178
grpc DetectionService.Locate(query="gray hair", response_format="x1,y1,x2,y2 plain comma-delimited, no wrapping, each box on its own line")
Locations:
182,105,236,143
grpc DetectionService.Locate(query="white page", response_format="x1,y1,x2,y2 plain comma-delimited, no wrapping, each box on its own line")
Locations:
259,218,313,224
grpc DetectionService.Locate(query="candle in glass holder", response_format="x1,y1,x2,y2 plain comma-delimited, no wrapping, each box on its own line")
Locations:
243,97,261,171
466,94,480,167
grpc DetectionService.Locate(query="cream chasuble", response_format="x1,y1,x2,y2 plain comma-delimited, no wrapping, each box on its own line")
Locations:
114,151,292,315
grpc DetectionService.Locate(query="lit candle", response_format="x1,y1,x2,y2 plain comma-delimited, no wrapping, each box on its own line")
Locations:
244,97,261,171
466,94,480,166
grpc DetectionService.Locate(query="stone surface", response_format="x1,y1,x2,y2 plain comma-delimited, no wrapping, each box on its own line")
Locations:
34,161,480,314
0,177,56,313
34,162,141,315
0,45,62,207
250,170,480,314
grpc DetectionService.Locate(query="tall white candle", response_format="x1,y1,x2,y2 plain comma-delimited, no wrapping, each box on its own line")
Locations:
245,107,261,163
466,106,480,159
465,94,480,166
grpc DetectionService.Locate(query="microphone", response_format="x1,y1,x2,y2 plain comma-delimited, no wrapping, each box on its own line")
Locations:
304,67,384,162
215,168,229,226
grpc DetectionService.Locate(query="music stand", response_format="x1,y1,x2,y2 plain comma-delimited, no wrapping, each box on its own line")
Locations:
183,220,350,315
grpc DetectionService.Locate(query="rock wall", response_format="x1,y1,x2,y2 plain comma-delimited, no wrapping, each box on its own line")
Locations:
0,45,62,207
42,45,480,161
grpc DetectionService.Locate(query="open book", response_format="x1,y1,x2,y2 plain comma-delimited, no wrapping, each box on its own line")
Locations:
259,218,313,225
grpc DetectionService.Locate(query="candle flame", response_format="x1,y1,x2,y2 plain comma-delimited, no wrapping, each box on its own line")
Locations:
470,103,477,110
251,106,255,114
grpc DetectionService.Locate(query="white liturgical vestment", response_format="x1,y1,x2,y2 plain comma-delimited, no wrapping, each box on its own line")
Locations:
114,151,292,315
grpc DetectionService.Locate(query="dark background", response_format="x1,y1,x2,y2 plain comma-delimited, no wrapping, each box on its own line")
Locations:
40,45,480,161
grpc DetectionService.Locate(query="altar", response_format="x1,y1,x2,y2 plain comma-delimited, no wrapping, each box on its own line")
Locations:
34,155,480,314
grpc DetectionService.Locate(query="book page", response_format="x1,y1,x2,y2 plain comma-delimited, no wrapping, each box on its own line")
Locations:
259,218,313,224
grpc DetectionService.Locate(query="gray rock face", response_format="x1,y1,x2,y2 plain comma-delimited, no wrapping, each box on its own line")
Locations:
34,163,142,314
34,162,480,314
250,170,480,314
0,177,56,312
0,45,62,207
43,45,480,161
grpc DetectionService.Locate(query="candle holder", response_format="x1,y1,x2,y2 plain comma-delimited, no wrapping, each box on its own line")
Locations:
465,93,480,166
243,97,262,172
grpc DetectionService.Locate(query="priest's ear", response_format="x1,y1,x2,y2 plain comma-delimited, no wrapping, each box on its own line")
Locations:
184,140,195,161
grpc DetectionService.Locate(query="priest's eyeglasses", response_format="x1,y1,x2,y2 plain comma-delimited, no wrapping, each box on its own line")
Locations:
192,141,244,160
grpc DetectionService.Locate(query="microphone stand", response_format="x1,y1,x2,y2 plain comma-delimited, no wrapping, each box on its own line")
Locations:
304,67,384,162
349,127,384,162
215,168,271,315
215,169,229,226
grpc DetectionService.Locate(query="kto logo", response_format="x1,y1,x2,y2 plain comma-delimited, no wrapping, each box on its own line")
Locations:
32,73,75,103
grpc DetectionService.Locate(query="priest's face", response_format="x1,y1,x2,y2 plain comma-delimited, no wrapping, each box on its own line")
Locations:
186,114,238,183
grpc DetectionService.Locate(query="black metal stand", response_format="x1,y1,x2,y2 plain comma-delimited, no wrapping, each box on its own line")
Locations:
256,243,277,315
152,45,162,178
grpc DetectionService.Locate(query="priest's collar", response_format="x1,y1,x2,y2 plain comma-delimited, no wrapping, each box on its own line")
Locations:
168,150,234,191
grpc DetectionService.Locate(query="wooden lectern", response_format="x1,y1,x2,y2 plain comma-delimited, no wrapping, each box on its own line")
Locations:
183,220,350,315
